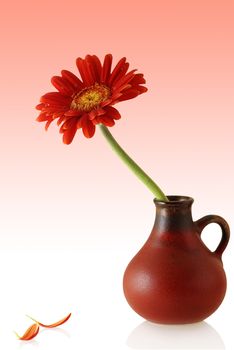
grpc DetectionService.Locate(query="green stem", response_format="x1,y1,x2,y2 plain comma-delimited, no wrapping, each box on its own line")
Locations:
98,124,168,201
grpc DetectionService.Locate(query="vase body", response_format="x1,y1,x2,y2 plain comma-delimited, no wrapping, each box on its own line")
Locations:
123,196,230,324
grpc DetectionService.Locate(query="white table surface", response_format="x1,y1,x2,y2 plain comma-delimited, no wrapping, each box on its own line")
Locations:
0,236,232,350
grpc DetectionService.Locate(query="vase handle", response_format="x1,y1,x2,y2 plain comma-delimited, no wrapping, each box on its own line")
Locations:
195,215,230,258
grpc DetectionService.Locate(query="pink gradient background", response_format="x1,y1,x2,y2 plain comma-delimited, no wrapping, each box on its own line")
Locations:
0,0,233,250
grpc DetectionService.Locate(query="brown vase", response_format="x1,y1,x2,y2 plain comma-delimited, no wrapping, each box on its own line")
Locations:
123,196,230,324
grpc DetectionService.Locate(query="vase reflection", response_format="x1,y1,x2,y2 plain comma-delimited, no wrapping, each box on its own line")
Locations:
127,320,225,349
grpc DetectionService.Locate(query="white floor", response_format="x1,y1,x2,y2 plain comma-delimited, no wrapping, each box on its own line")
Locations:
0,245,232,350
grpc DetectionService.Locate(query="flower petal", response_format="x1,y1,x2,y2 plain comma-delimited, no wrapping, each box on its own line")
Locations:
108,57,127,86
36,112,50,122
39,105,67,113
136,86,148,94
52,111,65,119
57,115,65,126
101,54,113,83
105,106,121,120
129,73,146,85
88,108,105,120
40,92,71,106
112,69,137,91
15,323,40,341
100,98,113,107
36,103,44,110
82,115,96,138
64,109,82,117
60,117,77,132
109,62,129,87
86,55,102,82
76,57,94,86
117,89,140,101
63,125,78,144
98,115,115,127
45,118,54,130
112,83,132,95
51,76,75,96
61,70,84,91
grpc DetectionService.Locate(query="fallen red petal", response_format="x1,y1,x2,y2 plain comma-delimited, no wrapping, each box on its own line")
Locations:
28,313,72,328
15,323,40,341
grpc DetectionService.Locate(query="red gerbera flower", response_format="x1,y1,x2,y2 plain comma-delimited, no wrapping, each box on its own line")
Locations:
36,54,147,144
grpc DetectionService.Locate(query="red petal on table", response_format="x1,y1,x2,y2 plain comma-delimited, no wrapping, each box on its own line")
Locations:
27,313,72,328
15,323,40,341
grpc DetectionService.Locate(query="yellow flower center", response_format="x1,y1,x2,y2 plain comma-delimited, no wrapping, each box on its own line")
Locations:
71,83,110,112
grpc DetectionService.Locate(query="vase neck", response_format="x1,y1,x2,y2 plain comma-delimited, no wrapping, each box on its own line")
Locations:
153,196,194,232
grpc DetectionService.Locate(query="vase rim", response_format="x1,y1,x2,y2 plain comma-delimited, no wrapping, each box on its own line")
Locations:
154,195,194,206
